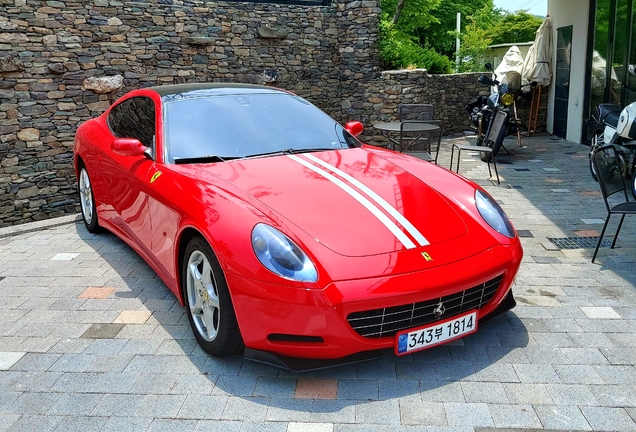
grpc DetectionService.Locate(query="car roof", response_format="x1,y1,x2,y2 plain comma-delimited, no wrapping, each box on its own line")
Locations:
147,83,288,100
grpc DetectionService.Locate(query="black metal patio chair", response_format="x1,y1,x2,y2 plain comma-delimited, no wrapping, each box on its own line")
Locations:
591,144,636,263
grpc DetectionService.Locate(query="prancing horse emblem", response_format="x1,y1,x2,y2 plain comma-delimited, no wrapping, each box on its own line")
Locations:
433,301,445,318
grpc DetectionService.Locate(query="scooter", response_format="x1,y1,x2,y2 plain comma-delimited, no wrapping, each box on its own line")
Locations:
588,101,636,198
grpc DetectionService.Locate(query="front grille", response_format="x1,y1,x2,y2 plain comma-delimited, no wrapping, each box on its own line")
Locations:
347,275,503,338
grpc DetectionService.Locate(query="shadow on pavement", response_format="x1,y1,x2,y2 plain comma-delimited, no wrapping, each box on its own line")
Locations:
76,223,528,409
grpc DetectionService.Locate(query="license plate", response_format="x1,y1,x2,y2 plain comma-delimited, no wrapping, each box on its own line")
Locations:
395,311,478,355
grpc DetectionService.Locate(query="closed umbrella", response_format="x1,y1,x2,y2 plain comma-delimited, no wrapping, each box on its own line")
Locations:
522,16,552,87
523,16,552,136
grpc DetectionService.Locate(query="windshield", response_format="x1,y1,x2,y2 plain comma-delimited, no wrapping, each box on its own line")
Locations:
164,92,360,163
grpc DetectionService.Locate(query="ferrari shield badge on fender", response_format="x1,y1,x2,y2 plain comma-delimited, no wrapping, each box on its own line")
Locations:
150,171,162,183
422,252,433,262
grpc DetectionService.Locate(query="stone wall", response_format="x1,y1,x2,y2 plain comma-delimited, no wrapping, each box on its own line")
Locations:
0,0,547,226
341,69,549,145
0,0,381,226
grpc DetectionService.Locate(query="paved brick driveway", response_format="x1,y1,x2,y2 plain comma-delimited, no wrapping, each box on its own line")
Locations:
1,134,635,431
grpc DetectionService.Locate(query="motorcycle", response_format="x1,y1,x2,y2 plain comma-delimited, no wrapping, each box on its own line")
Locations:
588,100,636,198
466,63,529,161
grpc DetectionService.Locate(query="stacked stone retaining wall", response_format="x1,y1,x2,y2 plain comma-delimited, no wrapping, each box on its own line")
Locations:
0,0,547,226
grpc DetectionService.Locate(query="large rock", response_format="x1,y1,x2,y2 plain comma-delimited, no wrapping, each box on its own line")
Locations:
0,56,24,72
82,75,124,94
0,33,29,43
257,26,288,39
17,128,40,142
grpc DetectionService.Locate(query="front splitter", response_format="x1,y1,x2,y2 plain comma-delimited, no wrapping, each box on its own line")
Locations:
244,290,516,373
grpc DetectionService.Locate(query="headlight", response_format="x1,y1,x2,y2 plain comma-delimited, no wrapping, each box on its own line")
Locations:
251,223,318,282
475,190,515,238
501,92,515,106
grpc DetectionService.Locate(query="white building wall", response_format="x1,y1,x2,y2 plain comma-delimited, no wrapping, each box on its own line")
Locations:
547,0,590,142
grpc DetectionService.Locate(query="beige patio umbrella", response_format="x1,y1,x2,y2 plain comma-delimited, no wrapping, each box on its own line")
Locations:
523,16,552,135
522,16,553,87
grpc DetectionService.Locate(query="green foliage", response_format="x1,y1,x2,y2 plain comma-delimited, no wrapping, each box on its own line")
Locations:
489,11,544,45
416,0,496,58
380,0,441,31
377,0,543,74
379,19,453,73
456,15,493,72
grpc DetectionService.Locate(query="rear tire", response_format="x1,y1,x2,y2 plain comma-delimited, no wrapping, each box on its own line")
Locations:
632,173,636,200
78,164,100,233
182,235,243,356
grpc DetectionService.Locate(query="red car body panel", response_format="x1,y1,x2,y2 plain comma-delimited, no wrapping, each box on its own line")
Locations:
74,85,523,361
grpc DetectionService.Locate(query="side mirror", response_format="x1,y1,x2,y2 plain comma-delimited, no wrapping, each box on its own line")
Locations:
111,138,148,156
478,74,493,86
485,62,492,71
345,121,364,137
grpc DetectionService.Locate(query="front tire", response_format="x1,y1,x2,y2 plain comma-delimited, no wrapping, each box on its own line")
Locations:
480,123,507,162
78,164,99,233
589,131,603,181
182,235,243,356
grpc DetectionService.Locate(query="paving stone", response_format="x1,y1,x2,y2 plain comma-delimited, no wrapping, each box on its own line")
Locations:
580,306,622,319
580,406,636,431
534,405,592,430
337,379,378,401
295,378,338,400
176,395,227,420
399,400,446,426
193,420,242,432
147,418,198,432
212,375,258,397
444,402,494,427
461,382,509,403
253,377,296,398
546,384,599,406
2,414,63,432
589,384,636,407
355,399,400,424
513,364,562,383
503,383,554,404
48,392,103,415
488,403,542,428
0,351,26,370
91,394,146,417
288,423,333,432
221,396,269,421
80,323,124,339
266,398,313,422
554,364,605,384
101,417,154,432
135,394,187,418
310,400,356,423
378,379,421,401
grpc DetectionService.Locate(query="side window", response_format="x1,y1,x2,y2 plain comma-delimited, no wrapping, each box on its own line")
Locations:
108,96,156,147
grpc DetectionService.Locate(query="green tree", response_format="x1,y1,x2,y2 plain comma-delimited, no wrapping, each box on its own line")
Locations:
417,0,497,59
489,11,544,44
456,14,493,72
379,0,453,73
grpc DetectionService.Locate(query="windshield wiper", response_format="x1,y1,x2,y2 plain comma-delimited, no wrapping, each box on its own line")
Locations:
244,147,336,159
174,155,239,164
244,148,295,159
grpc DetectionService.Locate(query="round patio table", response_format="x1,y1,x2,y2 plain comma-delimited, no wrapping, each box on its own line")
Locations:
373,121,440,152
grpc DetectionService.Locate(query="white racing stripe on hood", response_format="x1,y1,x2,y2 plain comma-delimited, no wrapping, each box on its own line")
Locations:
303,153,430,247
287,154,417,250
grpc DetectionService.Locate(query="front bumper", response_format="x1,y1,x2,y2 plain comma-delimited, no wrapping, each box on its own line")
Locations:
226,243,521,363
244,289,516,372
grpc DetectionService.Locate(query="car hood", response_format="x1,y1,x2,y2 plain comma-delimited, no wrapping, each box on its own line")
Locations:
199,148,468,257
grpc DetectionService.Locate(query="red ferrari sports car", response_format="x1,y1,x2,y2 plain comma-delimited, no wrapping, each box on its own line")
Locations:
74,83,523,371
